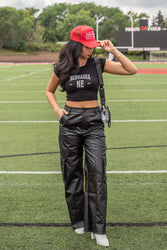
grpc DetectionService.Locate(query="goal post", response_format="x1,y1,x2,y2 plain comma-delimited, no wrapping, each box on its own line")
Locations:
150,51,167,62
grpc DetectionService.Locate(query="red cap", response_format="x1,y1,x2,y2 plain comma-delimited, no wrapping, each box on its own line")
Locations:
70,25,101,48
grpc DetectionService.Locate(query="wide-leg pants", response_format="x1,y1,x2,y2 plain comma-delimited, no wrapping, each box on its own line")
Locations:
59,105,107,234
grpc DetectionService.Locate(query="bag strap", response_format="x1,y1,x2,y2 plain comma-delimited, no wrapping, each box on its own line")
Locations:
94,57,106,107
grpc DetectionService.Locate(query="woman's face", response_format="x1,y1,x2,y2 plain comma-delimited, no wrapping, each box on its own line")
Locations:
80,45,94,59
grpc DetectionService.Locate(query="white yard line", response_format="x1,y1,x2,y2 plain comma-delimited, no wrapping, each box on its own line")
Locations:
0,182,166,186
0,90,44,92
0,171,61,174
0,65,13,68
0,121,59,123
109,82,167,85
0,101,48,103
0,62,51,65
107,170,167,174
0,99,167,103
0,89,166,92
107,99,167,102
1,68,50,82
0,183,63,186
0,119,167,123
0,170,167,174
108,182,167,186
112,119,167,122
111,89,167,91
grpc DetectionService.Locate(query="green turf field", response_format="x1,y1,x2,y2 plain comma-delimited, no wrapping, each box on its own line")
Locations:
0,63,167,249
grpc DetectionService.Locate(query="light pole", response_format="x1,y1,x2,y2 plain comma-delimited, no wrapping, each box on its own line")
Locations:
129,15,134,48
95,15,104,41
96,16,99,41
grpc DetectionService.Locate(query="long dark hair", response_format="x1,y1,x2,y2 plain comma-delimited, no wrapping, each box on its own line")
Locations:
54,40,82,91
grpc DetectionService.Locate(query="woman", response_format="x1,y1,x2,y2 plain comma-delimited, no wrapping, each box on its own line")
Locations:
46,25,137,247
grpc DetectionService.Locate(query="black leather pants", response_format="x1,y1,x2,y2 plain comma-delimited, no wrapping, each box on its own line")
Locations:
59,105,107,234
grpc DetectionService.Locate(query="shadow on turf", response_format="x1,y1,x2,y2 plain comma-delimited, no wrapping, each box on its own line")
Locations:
0,145,167,159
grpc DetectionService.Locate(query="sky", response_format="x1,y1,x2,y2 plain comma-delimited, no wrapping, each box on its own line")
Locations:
0,0,167,20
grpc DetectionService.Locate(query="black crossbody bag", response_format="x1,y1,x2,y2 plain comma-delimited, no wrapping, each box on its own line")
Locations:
94,58,111,128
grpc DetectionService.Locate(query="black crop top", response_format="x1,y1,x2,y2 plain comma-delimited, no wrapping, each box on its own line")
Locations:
54,57,106,102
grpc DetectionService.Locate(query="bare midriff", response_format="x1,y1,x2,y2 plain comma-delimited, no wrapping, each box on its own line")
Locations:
66,100,99,108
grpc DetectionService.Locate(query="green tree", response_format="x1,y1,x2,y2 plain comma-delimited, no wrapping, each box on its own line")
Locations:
155,10,165,28
25,7,39,16
2,3,164,51
56,9,94,41
127,11,139,25
31,20,45,43
151,16,157,26
0,7,16,48
164,18,167,28
18,17,34,41
69,3,105,19
12,9,35,50
127,11,149,27
0,7,36,50
99,9,129,43
37,3,68,42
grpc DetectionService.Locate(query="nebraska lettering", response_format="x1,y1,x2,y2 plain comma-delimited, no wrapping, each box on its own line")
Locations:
70,74,91,81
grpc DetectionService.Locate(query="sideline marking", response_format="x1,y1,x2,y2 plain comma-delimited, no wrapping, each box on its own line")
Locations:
137,68,167,74
0,170,167,174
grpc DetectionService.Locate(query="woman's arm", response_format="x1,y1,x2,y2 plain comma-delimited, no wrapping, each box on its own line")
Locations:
46,73,68,119
100,40,137,75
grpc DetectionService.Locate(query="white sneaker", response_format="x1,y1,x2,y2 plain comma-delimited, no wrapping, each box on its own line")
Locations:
91,233,109,247
74,227,85,234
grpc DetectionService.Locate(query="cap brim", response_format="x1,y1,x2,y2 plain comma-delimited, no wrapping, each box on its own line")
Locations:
82,41,101,48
